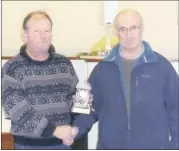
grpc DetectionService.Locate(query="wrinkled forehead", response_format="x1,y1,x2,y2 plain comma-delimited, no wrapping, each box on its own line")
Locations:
116,11,142,28
27,14,52,29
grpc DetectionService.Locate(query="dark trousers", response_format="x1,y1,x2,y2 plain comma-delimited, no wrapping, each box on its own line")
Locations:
15,143,71,150
72,134,88,150
15,134,88,150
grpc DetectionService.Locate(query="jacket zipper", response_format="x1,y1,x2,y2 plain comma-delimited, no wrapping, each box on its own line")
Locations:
136,76,139,103
128,120,130,141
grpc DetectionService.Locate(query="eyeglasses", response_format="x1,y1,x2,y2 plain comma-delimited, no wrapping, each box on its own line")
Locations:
117,25,141,35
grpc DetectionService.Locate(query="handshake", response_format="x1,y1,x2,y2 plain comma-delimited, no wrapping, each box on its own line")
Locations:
52,94,93,146
53,125,79,146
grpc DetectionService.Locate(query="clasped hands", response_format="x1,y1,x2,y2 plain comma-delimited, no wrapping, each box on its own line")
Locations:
52,94,94,146
53,125,79,146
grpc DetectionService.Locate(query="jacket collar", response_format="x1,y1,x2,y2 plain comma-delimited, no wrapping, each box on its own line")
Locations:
104,41,159,65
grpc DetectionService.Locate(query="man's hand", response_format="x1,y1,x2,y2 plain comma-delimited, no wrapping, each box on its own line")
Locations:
53,125,73,140
53,125,79,146
62,126,79,146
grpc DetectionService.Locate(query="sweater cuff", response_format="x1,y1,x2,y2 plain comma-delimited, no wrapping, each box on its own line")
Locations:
41,122,56,137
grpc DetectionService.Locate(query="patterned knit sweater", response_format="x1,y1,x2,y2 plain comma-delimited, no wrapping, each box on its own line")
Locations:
2,45,79,140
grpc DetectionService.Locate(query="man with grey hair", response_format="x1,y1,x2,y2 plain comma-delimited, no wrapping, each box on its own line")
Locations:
2,11,79,149
69,9,179,149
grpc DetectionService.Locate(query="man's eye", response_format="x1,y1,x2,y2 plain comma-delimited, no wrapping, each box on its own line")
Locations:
131,26,137,30
119,28,126,32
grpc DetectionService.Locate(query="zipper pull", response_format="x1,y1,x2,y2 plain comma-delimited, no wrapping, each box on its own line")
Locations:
136,76,139,103
136,77,139,87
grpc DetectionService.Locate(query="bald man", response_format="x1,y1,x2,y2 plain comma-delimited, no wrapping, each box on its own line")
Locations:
70,9,179,149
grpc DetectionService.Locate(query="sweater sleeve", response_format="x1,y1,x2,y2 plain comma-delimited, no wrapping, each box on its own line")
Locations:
2,73,56,138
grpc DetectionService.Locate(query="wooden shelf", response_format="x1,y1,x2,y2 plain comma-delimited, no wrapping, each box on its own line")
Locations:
2,56,178,62
1,132,14,150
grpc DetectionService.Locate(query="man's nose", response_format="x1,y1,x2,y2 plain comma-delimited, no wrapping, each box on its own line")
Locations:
127,29,132,37
40,31,46,39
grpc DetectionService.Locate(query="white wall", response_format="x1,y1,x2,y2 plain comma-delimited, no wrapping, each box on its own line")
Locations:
2,1,105,56
2,1,178,59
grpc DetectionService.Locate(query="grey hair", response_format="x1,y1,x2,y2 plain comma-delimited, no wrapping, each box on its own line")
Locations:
113,9,143,30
